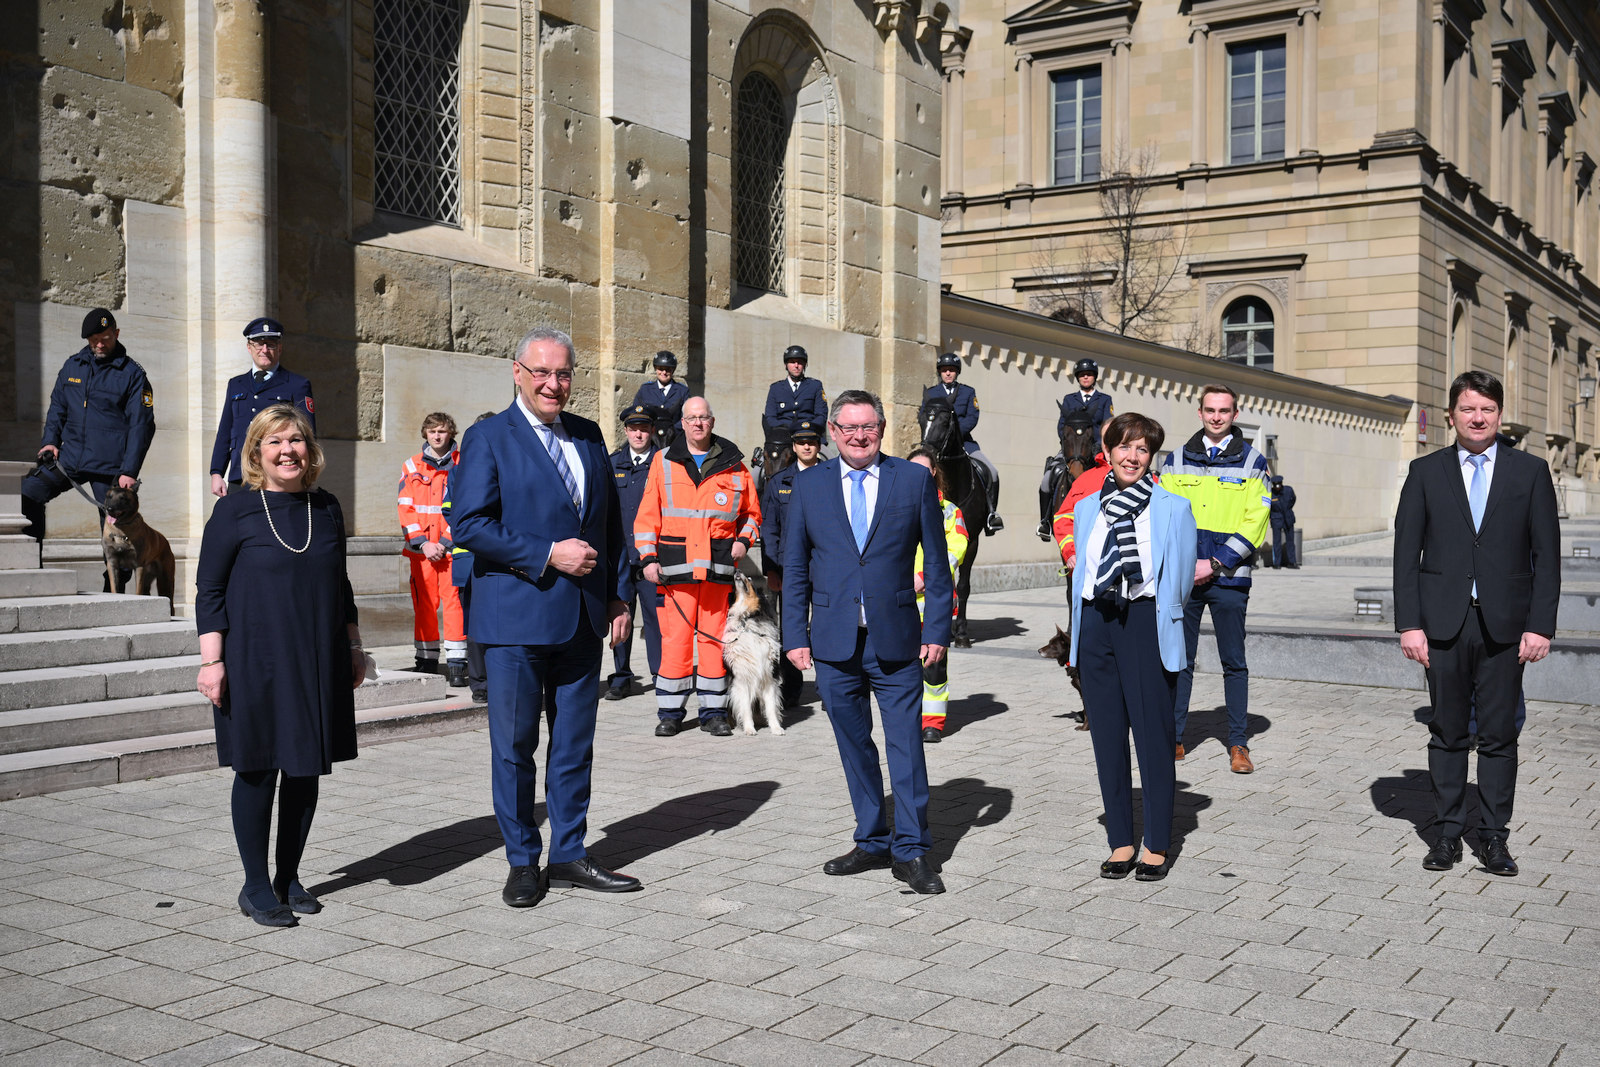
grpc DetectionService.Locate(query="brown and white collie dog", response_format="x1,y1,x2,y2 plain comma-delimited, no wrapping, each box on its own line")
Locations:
722,572,785,735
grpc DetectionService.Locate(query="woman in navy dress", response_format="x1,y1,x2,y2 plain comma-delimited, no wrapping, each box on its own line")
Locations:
195,405,364,927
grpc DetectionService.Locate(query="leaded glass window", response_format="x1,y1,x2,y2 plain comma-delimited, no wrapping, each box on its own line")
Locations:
1052,67,1102,186
1223,297,1275,369
734,72,788,294
374,0,464,225
1227,38,1286,165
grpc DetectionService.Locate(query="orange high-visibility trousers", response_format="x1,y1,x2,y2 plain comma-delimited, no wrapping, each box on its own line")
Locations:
409,555,466,661
655,582,729,720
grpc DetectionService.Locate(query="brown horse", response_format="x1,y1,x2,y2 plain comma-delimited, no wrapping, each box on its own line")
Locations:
1037,407,1100,539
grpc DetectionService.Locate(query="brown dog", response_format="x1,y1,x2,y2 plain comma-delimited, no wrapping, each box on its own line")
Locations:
1037,624,1088,730
102,486,176,610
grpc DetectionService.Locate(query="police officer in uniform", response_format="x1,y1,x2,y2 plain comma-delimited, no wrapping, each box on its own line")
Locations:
923,352,1003,534
631,351,689,426
1058,358,1115,452
606,405,664,701
759,418,824,708
762,346,827,441
24,308,156,543
209,318,316,496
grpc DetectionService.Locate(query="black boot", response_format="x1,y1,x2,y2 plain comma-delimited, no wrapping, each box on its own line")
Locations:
413,656,439,675
444,660,468,687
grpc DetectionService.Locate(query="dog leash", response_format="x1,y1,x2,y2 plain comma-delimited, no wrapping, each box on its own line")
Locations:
40,455,127,515
668,589,727,645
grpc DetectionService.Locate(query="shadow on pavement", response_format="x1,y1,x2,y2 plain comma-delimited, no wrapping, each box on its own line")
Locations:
943,691,1009,736
1370,769,1440,846
310,813,512,896
1181,707,1274,752
1094,782,1213,863
962,616,1027,643
926,776,1013,868
586,781,782,867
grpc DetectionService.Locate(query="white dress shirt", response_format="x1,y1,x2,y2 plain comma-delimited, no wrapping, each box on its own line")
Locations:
629,448,650,467
1082,505,1156,601
1457,441,1497,501
517,397,587,576
841,458,882,624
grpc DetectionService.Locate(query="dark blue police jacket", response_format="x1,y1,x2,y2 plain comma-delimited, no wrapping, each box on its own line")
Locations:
631,379,689,424
1057,389,1114,446
762,377,827,438
210,367,316,482
609,443,657,602
42,344,156,479
922,381,980,443
759,462,801,582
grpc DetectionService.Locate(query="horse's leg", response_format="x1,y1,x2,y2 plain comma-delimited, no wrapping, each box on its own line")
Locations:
953,534,977,648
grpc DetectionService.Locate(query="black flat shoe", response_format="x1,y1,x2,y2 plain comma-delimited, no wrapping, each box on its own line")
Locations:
1100,855,1138,879
1134,854,1172,881
274,879,322,915
1423,836,1463,871
823,847,892,876
1480,838,1519,877
502,865,546,908
921,727,942,743
892,856,946,894
546,856,642,892
655,720,680,737
238,888,297,928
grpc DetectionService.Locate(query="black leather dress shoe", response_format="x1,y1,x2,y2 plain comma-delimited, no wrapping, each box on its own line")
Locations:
892,856,946,894
274,878,322,915
921,727,942,743
238,888,297,927
701,717,732,737
1480,838,1519,877
502,865,546,908
655,720,680,737
604,685,628,701
546,856,642,892
823,847,891,876
1423,836,1463,871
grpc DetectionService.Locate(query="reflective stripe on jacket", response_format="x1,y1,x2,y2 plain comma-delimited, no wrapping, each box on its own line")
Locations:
915,497,968,621
1157,431,1270,586
634,435,760,585
397,448,457,558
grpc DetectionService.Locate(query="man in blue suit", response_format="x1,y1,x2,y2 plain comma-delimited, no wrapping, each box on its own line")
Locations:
451,327,639,908
783,389,954,894
209,317,315,496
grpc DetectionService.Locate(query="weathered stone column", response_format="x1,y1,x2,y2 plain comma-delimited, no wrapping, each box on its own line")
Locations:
1190,25,1209,165
942,33,969,199
1298,5,1319,154
0,462,41,570
1016,53,1033,189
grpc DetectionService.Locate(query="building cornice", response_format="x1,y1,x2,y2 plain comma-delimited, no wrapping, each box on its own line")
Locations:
1187,253,1307,278
1005,0,1140,53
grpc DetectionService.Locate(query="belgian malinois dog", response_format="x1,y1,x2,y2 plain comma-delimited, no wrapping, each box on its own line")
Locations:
102,486,176,611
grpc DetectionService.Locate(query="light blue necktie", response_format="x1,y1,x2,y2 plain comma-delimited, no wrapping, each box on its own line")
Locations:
1468,454,1487,599
541,424,581,509
848,469,869,552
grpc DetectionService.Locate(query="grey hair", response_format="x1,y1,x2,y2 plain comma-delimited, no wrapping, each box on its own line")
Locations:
515,326,576,366
829,389,884,425
683,395,714,417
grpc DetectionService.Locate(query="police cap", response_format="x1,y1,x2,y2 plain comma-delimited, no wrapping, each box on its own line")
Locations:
621,404,656,427
1072,357,1099,378
783,345,808,364
243,317,284,340
791,419,822,442
652,350,678,370
936,351,962,370
81,308,117,338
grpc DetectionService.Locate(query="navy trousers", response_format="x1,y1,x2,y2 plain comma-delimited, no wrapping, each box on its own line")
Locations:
485,607,602,867
21,466,110,542
814,627,931,861
1078,597,1178,852
608,582,662,692
1174,582,1251,748
1426,606,1522,842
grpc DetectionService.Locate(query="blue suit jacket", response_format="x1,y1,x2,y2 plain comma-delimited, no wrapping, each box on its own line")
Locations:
781,456,953,662
450,404,623,646
1068,486,1198,673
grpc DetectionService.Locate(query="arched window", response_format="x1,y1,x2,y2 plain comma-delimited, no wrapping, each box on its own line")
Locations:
373,0,464,225
734,72,789,294
1222,297,1274,369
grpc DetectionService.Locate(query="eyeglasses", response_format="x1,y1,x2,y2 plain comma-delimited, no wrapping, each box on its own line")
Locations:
516,360,573,385
682,415,713,424
831,423,882,437
248,338,282,348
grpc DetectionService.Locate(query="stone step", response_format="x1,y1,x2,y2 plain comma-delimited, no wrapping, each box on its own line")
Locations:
0,669,447,754
0,622,198,672
0,655,202,713
0,570,82,599
0,593,174,635
0,689,478,800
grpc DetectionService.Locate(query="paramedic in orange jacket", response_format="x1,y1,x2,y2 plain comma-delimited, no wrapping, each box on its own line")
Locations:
1051,451,1113,569
398,413,467,684
634,397,761,738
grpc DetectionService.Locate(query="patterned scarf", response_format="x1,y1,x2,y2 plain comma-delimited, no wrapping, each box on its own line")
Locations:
1092,472,1154,601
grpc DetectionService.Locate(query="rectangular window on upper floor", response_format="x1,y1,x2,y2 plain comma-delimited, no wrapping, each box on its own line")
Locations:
1051,67,1102,186
1227,38,1286,164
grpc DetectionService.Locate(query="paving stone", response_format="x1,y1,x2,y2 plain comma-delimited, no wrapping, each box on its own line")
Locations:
308,1021,477,1067
54,1005,223,1060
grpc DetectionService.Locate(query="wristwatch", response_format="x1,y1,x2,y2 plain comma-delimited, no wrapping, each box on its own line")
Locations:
1209,556,1224,571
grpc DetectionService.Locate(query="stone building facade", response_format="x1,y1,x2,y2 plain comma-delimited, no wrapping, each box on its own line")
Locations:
941,0,1600,514
3,1,963,595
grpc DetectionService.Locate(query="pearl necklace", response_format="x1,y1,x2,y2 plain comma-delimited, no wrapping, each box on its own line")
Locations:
260,489,312,553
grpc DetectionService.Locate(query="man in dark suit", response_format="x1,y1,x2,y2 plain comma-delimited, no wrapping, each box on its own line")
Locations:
209,317,315,496
451,327,640,907
783,389,954,894
1394,370,1559,877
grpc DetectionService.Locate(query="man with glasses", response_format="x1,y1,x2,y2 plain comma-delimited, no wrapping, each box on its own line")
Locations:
451,327,639,908
209,317,315,496
635,397,761,737
782,390,953,894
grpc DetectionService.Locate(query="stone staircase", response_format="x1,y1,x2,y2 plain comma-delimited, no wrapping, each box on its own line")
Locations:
0,565,484,800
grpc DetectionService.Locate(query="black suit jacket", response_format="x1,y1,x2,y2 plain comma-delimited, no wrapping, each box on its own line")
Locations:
1393,444,1559,644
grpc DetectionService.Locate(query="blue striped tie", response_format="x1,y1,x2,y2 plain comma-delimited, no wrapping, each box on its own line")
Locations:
542,424,581,509
848,469,869,552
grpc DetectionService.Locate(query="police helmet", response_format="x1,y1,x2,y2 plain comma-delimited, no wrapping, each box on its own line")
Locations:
652,350,678,370
791,419,822,443
621,404,656,427
783,345,808,365
936,352,962,371
1072,357,1099,379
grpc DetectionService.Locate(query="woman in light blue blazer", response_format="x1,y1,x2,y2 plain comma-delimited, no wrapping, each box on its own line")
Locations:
1070,413,1197,882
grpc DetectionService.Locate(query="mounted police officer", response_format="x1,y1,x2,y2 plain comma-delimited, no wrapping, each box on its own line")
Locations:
761,345,827,441
209,317,315,496
1057,357,1115,452
23,308,156,543
606,404,664,701
631,350,689,426
922,352,1003,534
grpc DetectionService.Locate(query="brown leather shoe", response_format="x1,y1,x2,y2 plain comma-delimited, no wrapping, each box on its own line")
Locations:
1229,745,1254,773
1174,743,1185,761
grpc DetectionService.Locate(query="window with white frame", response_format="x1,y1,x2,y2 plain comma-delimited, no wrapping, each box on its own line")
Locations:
1227,38,1286,164
1223,297,1275,368
373,0,465,225
1051,67,1102,186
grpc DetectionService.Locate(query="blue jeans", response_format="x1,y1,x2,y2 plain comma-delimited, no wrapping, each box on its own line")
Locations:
1174,583,1251,749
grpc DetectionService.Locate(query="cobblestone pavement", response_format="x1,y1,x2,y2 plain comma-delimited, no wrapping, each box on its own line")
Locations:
3,586,1598,1066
